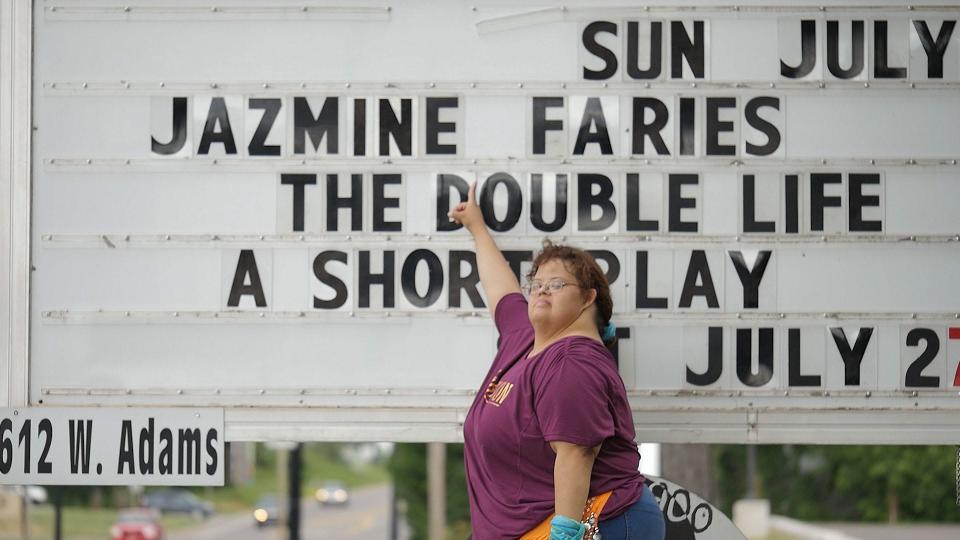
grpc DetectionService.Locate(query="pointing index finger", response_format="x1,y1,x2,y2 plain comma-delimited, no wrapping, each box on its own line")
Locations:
467,180,477,204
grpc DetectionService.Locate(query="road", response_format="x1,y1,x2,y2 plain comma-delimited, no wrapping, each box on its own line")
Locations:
168,484,409,540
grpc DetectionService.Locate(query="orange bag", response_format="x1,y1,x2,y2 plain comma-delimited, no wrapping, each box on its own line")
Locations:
519,491,612,540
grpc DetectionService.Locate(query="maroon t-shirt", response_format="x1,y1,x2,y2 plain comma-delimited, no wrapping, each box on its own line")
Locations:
463,292,645,539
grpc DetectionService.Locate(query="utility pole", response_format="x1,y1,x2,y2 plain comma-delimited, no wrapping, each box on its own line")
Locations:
275,445,288,540
427,442,446,540
288,443,302,540
53,487,62,540
660,444,716,502
746,445,759,498
20,488,30,540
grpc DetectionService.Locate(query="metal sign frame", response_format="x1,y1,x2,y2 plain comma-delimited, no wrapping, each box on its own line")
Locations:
5,0,960,444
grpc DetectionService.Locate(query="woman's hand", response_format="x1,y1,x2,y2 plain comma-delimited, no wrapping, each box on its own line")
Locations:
447,180,484,233
549,514,587,540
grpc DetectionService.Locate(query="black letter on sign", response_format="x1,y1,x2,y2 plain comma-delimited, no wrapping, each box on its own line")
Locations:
687,327,723,385
248,98,281,156
152,97,187,155
530,173,568,232
743,175,775,233
326,173,363,232
668,174,698,233
503,251,533,283
425,97,458,155
197,97,237,155
118,420,135,474
905,327,941,388
531,97,564,155
729,250,772,309
788,328,821,386
874,21,907,78
671,21,705,78
744,97,781,157
679,250,719,309
626,21,662,79
582,21,618,80
358,251,395,309
635,251,668,309
205,429,218,476
679,97,696,156
810,173,842,231
705,97,736,156
401,249,444,308
610,327,631,367
479,173,523,232
587,250,620,285
449,251,484,309
737,328,774,387
781,20,817,78
139,417,155,474
826,20,865,79
294,97,338,154
577,174,616,231
436,174,469,232
281,173,317,232
373,173,402,232
178,428,201,475
68,420,93,474
913,21,956,78
626,173,659,232
353,98,367,156
631,98,669,155
379,98,412,156
785,174,800,234
312,251,349,309
830,327,874,386
228,250,267,308
848,173,881,232
573,97,613,155
158,429,173,475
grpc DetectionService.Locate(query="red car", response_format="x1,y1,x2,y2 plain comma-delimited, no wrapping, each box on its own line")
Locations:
110,509,164,540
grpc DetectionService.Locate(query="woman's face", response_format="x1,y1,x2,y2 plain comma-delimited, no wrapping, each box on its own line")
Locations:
527,258,595,330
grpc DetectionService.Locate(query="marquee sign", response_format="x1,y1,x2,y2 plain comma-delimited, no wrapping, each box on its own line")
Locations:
19,0,960,442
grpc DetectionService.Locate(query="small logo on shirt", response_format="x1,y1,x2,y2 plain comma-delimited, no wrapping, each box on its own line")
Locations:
484,381,514,407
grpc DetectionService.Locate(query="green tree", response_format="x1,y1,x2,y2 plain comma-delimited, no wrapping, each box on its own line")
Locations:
713,444,960,523
388,443,471,540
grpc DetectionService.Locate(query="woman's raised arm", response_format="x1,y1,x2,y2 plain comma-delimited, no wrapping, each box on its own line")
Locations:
447,180,522,320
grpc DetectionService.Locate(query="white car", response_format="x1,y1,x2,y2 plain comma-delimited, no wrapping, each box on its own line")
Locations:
315,481,349,506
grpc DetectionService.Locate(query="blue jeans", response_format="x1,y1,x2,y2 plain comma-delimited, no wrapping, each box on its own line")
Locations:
597,485,665,539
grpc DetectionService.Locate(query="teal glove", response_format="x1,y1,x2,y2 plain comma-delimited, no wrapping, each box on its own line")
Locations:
549,514,586,540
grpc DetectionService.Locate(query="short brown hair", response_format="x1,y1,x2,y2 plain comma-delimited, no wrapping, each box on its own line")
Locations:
525,239,616,348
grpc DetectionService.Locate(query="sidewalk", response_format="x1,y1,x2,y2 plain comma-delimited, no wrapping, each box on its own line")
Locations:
814,522,960,540
770,516,960,540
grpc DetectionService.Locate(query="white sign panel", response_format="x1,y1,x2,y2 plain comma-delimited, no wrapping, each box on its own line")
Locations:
23,1,960,443
0,408,223,486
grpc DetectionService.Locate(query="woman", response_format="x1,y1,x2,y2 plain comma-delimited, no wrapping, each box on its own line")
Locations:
449,181,665,540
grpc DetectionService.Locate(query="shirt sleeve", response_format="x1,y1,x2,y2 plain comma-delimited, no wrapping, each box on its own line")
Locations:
494,292,532,337
535,344,615,448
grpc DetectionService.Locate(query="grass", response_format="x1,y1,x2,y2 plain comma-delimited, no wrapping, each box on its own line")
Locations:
0,506,197,540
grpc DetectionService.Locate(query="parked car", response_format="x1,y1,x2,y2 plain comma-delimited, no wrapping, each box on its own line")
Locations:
253,494,280,527
315,480,349,506
142,489,213,519
110,509,164,540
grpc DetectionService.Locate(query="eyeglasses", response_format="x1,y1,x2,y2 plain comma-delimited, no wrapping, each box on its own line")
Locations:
522,278,580,297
